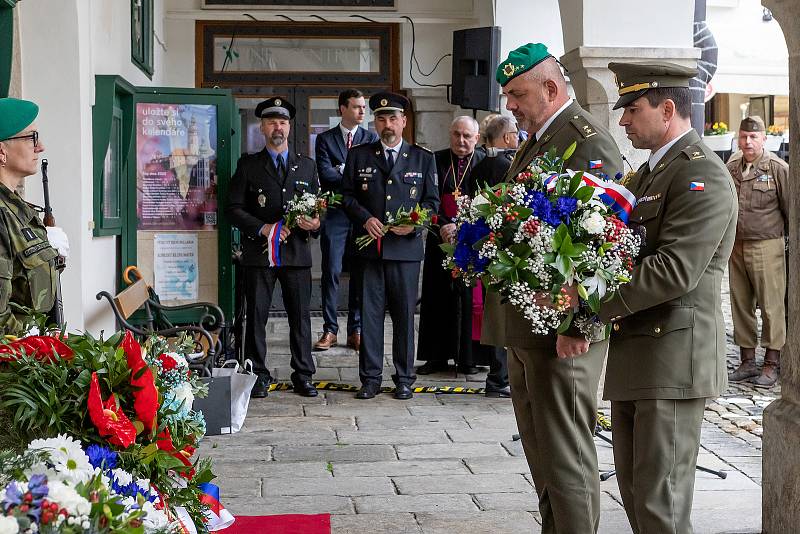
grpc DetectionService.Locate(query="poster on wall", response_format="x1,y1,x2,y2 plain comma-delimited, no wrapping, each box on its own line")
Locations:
154,233,198,301
136,103,218,231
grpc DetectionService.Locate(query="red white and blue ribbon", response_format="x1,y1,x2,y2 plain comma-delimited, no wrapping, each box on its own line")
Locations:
266,221,283,267
199,483,236,531
543,172,636,223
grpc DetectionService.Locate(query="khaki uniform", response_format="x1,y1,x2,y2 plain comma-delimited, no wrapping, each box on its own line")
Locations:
483,100,623,534
0,183,58,335
726,149,788,349
599,130,738,533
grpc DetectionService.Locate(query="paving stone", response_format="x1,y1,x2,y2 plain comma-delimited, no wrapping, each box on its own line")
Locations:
464,414,520,430
330,513,422,534
415,511,540,534
693,471,760,491
197,443,272,462
502,439,526,457
215,429,338,446
325,393,441,406
213,477,261,498
241,415,356,432
223,495,354,515
464,456,531,474
304,405,413,417
396,443,509,460
209,460,332,479
246,401,304,417
354,494,479,513
273,366,341,381
473,492,538,511
260,476,395,496
273,444,397,462
598,509,635,534
392,474,531,494
332,459,469,477
335,429,450,445
408,405,501,416
355,415,469,430
446,428,520,443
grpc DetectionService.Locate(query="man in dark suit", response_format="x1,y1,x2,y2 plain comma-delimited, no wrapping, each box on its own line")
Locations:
416,116,485,375
342,91,439,400
226,97,321,399
314,89,378,352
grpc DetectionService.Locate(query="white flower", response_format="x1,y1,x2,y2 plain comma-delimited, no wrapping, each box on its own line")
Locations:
47,482,91,516
580,212,606,235
142,501,170,531
171,382,195,412
0,516,19,534
471,193,490,207
28,434,83,464
112,468,133,487
582,273,608,298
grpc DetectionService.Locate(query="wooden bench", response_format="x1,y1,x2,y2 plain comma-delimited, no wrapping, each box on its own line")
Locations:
96,278,225,376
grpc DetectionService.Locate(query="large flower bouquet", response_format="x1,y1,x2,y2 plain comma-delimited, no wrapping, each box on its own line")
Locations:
283,191,341,229
441,143,640,338
355,204,437,250
0,327,231,533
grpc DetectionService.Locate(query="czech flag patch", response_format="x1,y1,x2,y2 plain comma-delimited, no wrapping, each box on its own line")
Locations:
589,160,603,169
690,181,705,191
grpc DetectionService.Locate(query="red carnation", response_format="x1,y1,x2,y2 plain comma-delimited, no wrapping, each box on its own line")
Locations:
409,211,420,223
158,353,178,371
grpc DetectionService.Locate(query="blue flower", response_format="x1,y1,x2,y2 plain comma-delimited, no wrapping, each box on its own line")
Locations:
555,196,578,224
453,220,491,273
526,191,560,227
27,474,48,500
86,444,118,470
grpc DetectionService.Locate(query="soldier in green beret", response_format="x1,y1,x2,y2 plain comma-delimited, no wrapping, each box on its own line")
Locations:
483,42,623,534
0,98,68,334
559,62,737,533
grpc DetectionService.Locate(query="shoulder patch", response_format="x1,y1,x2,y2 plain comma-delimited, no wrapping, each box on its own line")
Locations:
682,145,705,160
569,115,597,139
414,143,433,154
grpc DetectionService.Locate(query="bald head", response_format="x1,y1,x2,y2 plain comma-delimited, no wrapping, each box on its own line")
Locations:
449,115,480,157
503,56,570,134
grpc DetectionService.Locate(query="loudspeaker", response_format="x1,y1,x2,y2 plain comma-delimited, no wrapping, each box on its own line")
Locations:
451,26,502,112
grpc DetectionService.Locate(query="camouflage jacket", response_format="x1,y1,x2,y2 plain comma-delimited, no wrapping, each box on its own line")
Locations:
0,183,58,334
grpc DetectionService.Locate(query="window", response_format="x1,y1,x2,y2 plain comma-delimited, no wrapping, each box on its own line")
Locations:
131,0,153,77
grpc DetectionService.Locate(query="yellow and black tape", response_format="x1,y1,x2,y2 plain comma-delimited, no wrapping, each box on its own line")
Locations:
267,381,487,395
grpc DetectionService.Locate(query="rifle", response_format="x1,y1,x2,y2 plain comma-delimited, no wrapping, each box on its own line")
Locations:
41,159,65,328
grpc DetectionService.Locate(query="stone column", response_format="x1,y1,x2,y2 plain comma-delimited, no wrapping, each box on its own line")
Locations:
560,46,699,168
762,1,800,532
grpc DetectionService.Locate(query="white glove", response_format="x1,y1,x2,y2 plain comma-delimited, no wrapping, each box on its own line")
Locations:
45,226,70,258
337,163,345,174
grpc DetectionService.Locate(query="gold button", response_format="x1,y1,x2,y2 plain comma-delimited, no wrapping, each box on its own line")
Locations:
282,188,286,192
654,327,661,334
613,324,620,332
386,195,392,200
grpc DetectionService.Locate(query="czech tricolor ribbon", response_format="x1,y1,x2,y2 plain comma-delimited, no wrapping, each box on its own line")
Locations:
198,483,236,531
580,174,637,224
267,221,283,267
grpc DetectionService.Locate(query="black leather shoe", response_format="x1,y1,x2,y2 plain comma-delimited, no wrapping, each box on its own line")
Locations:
456,364,480,375
250,374,274,399
485,386,511,398
394,384,413,400
293,380,318,397
355,383,381,399
416,361,449,375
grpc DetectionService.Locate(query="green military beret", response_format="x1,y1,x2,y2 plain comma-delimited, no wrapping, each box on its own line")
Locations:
496,43,552,87
608,61,698,109
0,98,39,141
740,116,765,132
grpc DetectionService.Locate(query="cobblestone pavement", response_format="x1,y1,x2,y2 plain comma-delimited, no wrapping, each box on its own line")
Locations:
200,270,770,533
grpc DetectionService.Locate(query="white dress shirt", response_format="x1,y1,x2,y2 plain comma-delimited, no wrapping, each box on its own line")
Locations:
648,129,694,170
535,98,574,141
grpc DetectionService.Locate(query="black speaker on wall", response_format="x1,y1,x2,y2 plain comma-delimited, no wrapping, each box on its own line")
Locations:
451,26,502,112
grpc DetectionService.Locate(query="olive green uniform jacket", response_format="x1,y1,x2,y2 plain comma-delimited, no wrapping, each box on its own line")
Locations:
481,100,623,347
598,130,738,400
0,184,58,334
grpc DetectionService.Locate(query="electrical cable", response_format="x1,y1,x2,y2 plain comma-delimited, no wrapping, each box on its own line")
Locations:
401,15,451,88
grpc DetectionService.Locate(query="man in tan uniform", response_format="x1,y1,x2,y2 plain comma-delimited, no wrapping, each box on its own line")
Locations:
726,116,788,387
557,62,737,534
485,43,623,534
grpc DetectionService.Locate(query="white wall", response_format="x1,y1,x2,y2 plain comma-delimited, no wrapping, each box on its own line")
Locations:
17,0,169,334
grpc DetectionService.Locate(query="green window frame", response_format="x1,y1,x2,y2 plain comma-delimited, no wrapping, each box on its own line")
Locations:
92,75,136,237
0,1,19,98
131,0,153,78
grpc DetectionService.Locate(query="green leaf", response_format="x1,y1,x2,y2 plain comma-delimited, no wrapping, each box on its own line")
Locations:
588,292,601,313
488,262,514,279
519,270,540,288
439,243,455,255
556,254,572,277
497,251,515,265
562,141,577,161
557,309,575,334
576,283,589,301
575,186,594,203
509,243,532,260
552,224,568,250
569,171,583,195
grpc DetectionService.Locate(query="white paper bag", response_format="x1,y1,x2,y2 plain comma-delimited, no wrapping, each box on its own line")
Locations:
212,359,257,433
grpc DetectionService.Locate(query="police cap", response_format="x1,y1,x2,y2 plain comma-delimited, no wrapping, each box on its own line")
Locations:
608,61,698,110
369,92,409,115
255,96,296,120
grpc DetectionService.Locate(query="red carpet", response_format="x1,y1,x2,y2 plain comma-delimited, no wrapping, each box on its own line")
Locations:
224,514,331,533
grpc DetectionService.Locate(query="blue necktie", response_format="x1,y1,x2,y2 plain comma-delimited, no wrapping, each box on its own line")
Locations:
386,149,395,168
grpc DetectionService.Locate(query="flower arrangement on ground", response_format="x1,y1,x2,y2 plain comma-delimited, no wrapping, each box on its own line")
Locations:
355,204,437,250
0,327,231,533
441,143,641,338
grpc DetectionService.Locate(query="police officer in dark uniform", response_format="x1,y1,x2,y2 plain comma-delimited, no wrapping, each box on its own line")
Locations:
342,92,439,400
226,97,320,399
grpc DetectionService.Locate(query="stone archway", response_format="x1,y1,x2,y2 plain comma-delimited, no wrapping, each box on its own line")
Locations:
761,2,799,532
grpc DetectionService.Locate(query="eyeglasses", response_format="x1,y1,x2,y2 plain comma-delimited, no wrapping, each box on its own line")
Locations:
2,131,39,147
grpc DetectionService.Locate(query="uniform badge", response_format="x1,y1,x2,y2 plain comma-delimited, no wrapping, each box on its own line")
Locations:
366,167,372,173
362,183,369,191
409,186,417,198
689,181,705,191
21,227,37,241
757,174,770,182
589,160,603,170
380,98,388,106
275,98,282,106
258,194,267,207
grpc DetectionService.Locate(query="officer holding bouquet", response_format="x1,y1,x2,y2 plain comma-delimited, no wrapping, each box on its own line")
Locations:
342,92,439,400
483,43,623,533
226,96,320,399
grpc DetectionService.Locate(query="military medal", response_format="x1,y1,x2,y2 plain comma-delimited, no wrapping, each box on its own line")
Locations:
258,194,266,207
409,186,417,198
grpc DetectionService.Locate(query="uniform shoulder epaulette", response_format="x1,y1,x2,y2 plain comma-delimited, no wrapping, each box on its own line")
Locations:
414,143,433,153
681,145,706,160
569,114,597,139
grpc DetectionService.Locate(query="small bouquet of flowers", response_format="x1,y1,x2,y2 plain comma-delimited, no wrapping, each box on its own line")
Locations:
283,191,342,229
767,124,785,137
704,121,729,136
441,143,641,338
355,204,437,250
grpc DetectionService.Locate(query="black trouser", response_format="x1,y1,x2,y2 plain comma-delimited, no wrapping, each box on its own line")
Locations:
244,265,315,384
359,258,420,387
